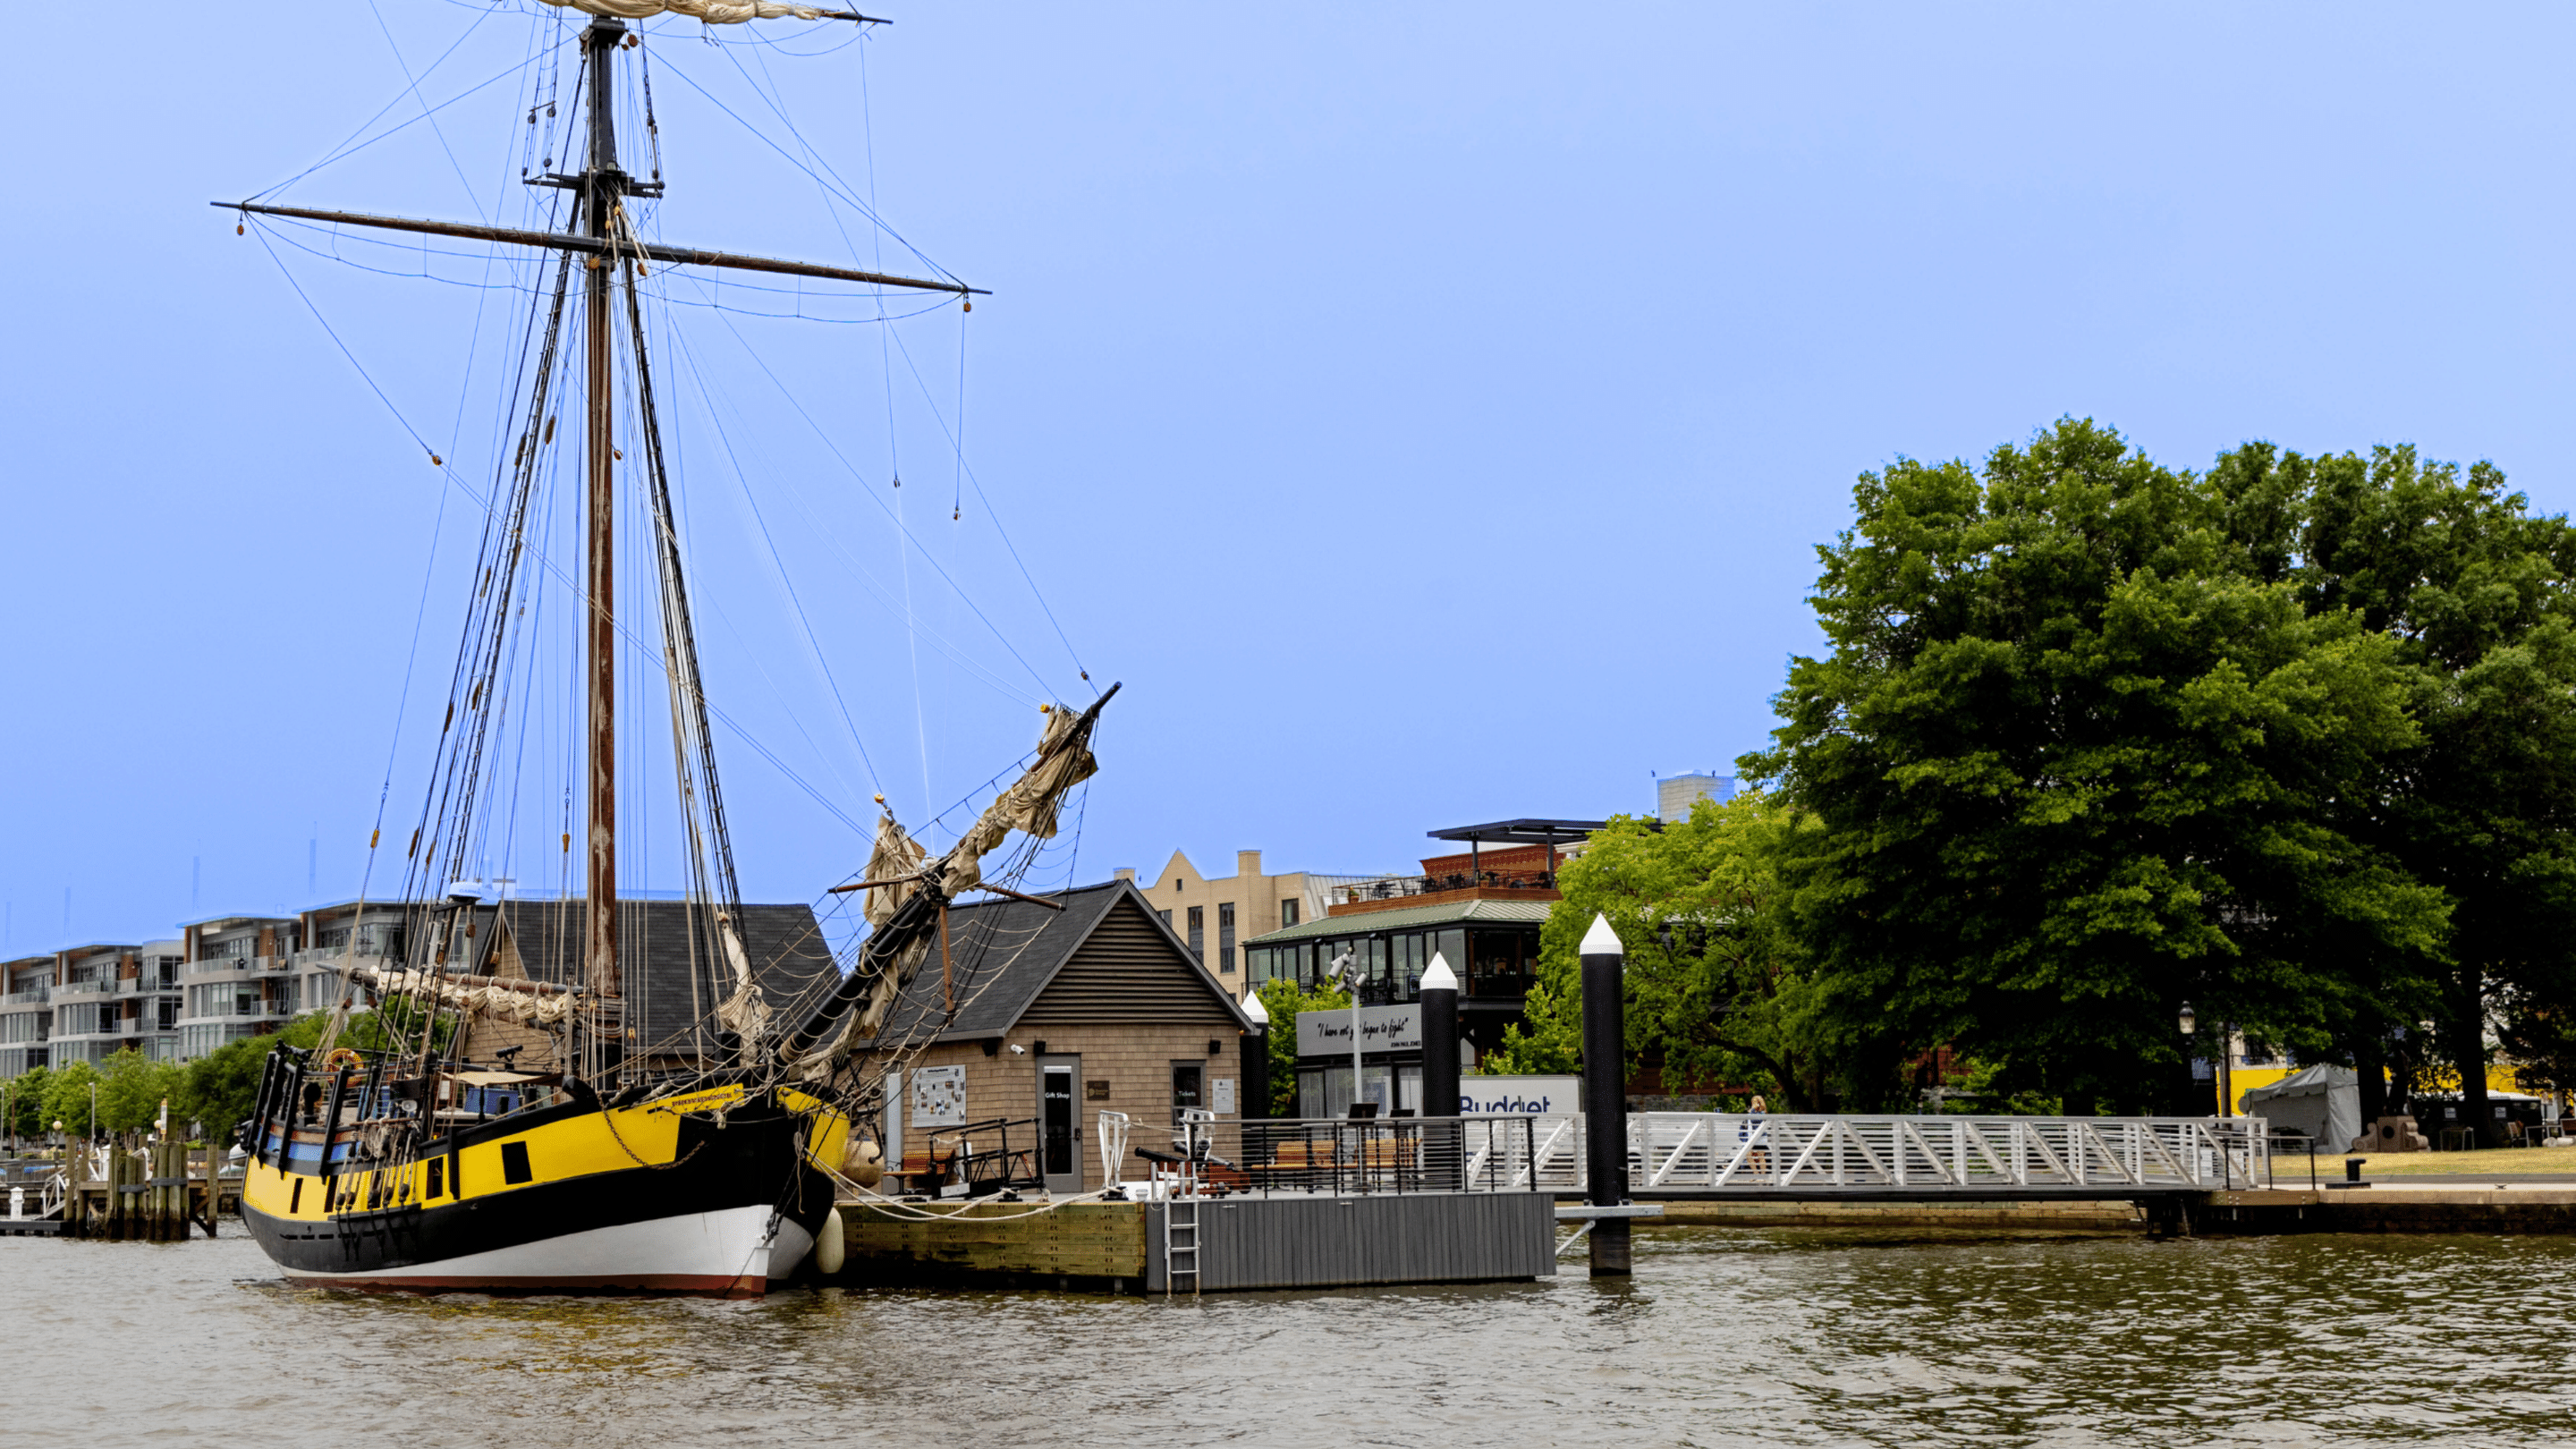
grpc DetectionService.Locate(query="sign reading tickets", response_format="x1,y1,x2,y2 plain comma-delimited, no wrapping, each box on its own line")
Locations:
911,1064,966,1127
1296,1003,1421,1058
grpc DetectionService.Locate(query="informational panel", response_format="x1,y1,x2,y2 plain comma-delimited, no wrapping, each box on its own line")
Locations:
1296,1003,1421,1058
911,1064,966,1127
1211,1077,1237,1114
1458,1075,1581,1115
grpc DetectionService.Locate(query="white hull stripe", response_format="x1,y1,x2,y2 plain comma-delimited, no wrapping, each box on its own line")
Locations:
279,1205,786,1297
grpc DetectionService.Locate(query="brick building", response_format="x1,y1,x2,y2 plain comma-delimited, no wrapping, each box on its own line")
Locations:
862,878,1257,1194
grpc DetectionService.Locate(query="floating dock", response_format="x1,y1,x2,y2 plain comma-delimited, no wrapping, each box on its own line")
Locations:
841,1191,1556,1293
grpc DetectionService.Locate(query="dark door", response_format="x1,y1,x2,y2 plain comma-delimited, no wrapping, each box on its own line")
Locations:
1039,1056,1081,1194
1172,1061,1204,1135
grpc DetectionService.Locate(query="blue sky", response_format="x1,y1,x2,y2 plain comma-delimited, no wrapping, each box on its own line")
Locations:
4,3,2573,953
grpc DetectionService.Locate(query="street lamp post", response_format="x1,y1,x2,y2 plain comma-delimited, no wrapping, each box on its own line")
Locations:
2220,1021,2235,1121
2179,1002,2199,1115
1328,952,1362,1115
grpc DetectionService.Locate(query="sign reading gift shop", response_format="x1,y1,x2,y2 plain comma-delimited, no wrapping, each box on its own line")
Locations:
1297,1003,1422,1058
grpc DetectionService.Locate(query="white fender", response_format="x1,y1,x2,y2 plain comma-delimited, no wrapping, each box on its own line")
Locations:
811,1205,845,1276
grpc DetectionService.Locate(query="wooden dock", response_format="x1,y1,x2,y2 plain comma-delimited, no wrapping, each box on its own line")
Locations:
3,1141,233,1241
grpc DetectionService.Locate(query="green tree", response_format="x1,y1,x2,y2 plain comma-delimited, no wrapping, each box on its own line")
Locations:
40,1060,105,1140
4,1065,51,1141
1750,419,2445,1114
1487,794,1863,1108
1252,978,1348,1117
92,1049,186,1134
180,1034,277,1139
2269,444,2576,1139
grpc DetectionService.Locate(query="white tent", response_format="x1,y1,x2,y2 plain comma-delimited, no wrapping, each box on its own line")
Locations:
2242,1064,2361,1152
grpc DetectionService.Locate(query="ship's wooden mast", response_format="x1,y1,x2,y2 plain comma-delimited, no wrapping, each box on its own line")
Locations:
216,9,979,1073
580,16,623,1011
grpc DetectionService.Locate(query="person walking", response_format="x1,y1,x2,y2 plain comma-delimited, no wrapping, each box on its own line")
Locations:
1744,1094,1771,1176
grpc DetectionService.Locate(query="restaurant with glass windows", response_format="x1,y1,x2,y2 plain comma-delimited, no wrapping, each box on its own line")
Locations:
1242,897,1549,1116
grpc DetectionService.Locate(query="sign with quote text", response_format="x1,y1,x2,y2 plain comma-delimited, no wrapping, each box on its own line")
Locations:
1297,1003,1421,1058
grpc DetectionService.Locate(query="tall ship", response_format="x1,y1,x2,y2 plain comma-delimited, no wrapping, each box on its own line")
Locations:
224,0,1108,1295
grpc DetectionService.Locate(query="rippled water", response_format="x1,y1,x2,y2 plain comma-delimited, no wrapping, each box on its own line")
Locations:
10,1227,2575,1446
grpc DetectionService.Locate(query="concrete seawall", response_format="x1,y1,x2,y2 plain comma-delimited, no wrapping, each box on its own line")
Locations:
2198,1184,2576,1234
1623,1184,2576,1236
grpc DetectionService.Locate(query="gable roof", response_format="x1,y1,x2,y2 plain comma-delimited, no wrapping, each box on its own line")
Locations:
860,879,1251,1047
466,900,840,1057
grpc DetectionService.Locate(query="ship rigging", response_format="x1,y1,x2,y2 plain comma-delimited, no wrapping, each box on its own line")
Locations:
224,0,1109,1295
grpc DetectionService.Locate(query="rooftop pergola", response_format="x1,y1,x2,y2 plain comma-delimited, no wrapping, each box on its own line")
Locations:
1426,818,1649,884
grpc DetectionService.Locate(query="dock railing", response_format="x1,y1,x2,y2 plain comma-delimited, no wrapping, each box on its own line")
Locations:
1530,1113,2269,1194
1174,1115,1541,1198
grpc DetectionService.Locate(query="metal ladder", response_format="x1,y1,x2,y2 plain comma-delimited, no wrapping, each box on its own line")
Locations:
1159,1107,1218,1296
1164,1195,1200,1296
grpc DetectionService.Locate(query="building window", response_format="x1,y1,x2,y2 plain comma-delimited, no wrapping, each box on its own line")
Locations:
1217,902,1236,973
157,998,179,1031
1157,909,1173,928
1186,906,1205,962
1281,899,1300,929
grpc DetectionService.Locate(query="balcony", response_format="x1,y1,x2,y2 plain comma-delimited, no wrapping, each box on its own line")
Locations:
292,948,386,970
50,1021,171,1044
4,987,49,1006
1325,873,1563,916
56,979,112,997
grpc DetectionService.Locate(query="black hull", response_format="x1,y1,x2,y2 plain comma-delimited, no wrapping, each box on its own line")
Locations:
244,1099,835,1294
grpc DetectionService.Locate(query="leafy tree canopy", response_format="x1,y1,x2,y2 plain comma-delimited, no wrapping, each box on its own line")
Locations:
39,1060,105,1138
1748,419,2446,1113
2225,443,2576,1131
1488,794,1872,1108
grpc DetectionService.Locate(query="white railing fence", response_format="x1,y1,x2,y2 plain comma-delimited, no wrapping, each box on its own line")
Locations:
1495,1113,2269,1193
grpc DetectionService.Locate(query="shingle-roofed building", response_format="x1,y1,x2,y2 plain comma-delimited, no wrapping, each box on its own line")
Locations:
470,899,841,1064
859,878,1256,1194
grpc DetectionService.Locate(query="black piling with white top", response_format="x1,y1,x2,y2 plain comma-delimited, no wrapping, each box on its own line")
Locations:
1420,952,1462,1190
1580,913,1631,1275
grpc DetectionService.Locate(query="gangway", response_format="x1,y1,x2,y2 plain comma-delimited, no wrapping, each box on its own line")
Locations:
1498,1113,2269,1199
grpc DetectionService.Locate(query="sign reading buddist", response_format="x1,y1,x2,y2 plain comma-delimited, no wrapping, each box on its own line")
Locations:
1460,1075,1580,1115
1296,1003,1421,1058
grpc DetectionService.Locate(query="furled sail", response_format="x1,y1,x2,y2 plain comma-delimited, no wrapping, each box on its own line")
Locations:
782,692,1113,1080
351,962,584,1028
535,0,836,21
862,814,929,927
936,705,1100,897
713,913,770,1041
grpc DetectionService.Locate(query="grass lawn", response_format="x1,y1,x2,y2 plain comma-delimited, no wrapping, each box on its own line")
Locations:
2276,1146,2576,1178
